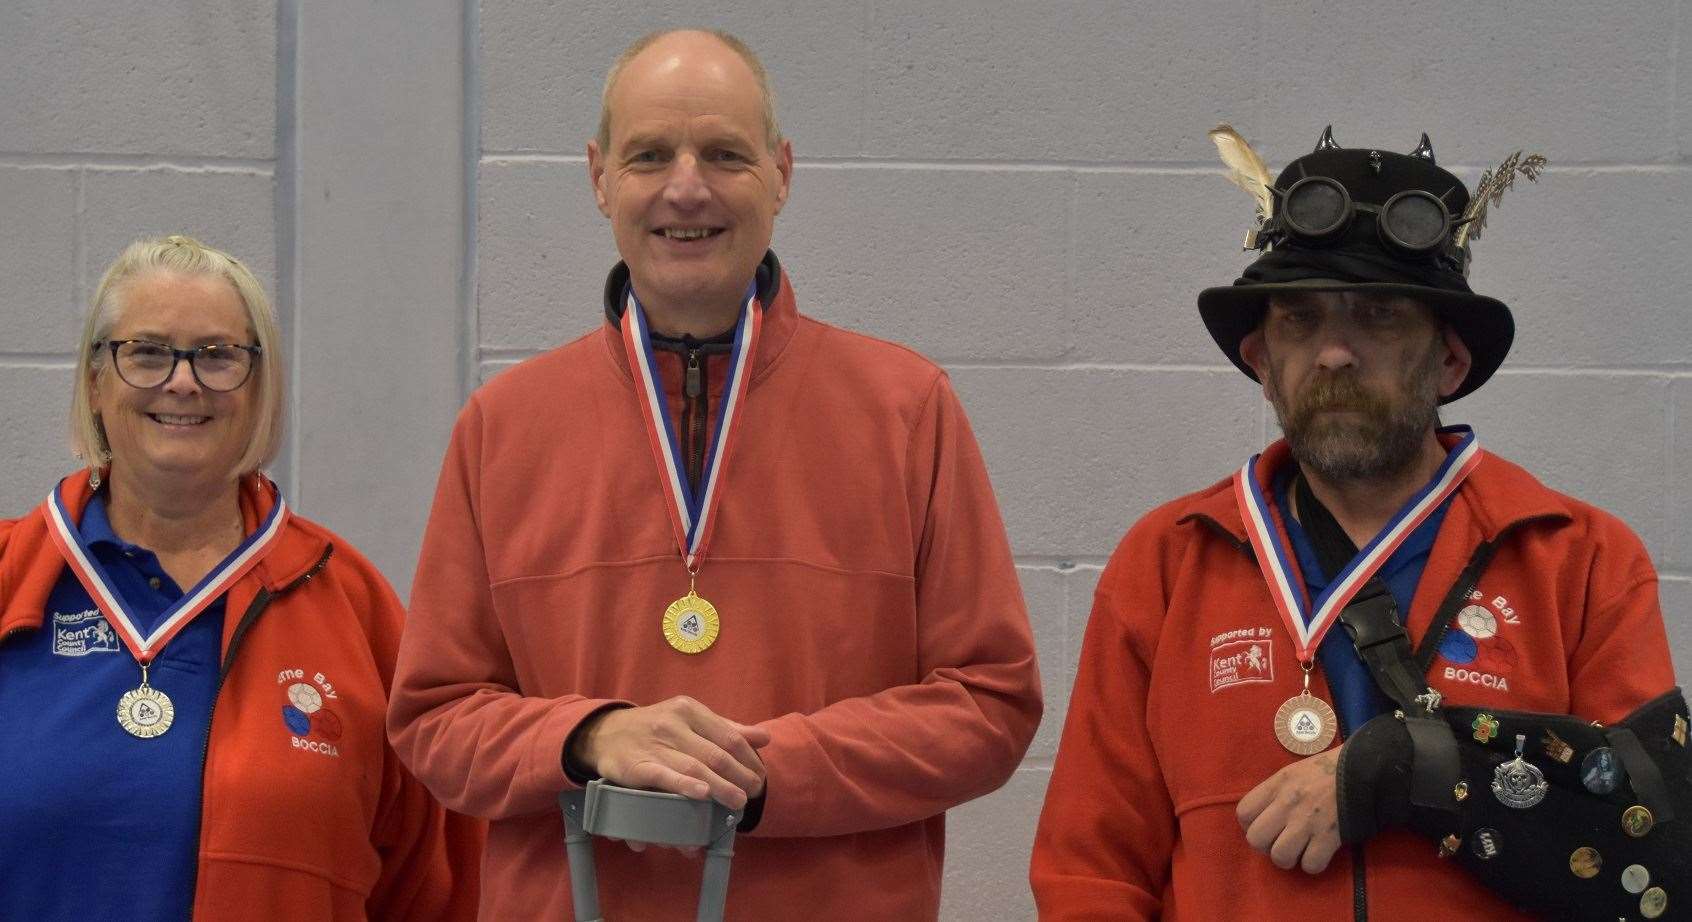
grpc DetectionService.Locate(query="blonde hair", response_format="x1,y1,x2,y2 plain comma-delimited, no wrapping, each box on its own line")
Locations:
72,235,284,478
595,29,782,154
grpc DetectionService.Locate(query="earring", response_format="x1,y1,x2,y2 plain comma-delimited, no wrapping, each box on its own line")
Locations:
88,467,103,491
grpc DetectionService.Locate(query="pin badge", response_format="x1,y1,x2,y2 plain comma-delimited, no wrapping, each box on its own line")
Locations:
1622,864,1651,895
1568,846,1602,879
1640,886,1668,919
1673,714,1688,747
1438,834,1461,859
1492,734,1549,809
1454,781,1469,802
1472,713,1500,743
1622,805,1655,838
1471,828,1501,860
1582,746,1625,795
1542,729,1575,764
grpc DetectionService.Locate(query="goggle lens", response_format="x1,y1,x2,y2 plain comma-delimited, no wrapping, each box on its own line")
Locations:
1379,190,1449,252
1282,177,1350,237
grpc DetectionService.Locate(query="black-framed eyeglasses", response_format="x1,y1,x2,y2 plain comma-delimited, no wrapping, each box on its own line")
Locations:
1268,176,1466,257
95,340,262,392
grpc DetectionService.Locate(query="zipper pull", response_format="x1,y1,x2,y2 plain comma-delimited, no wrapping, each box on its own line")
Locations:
685,351,702,398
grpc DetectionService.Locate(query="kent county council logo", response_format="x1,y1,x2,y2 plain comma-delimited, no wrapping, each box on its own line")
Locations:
1210,627,1275,693
1437,588,1520,693
278,667,343,757
52,609,119,656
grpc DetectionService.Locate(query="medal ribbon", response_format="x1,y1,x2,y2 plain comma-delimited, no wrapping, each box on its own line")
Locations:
620,283,761,570
43,479,290,665
1233,426,1481,664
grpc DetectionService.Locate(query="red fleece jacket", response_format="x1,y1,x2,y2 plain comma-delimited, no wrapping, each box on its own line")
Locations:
388,270,1042,921
0,473,482,921
1031,441,1675,921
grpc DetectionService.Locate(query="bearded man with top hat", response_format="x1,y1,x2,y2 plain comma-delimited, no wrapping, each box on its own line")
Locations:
1030,126,1689,921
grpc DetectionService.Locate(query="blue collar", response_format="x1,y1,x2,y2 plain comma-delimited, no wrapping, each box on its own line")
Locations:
77,492,139,555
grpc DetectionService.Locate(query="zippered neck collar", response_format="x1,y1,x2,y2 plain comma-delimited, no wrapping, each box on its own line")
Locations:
600,249,799,384
602,249,783,331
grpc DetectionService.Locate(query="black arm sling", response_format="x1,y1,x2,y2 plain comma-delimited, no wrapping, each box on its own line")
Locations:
1296,472,1690,920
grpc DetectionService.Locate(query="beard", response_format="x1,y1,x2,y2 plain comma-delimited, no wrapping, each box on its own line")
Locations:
1267,347,1443,483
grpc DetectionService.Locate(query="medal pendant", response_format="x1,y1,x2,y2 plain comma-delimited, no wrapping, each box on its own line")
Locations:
117,683,175,739
1273,692,1337,755
1491,734,1549,809
662,589,720,655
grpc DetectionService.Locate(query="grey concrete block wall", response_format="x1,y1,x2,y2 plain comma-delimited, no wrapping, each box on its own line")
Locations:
3,3,1690,919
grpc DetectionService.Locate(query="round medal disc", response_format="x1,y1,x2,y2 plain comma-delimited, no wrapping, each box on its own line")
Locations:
1622,864,1651,894
1641,886,1668,919
1622,805,1655,838
1273,693,1337,755
1568,846,1602,879
117,684,175,739
662,590,720,655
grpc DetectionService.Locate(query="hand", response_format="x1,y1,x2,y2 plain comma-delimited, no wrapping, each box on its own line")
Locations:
571,696,771,811
1236,747,1343,874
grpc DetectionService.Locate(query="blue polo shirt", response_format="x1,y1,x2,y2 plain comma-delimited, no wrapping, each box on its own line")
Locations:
1273,470,1454,735
0,492,225,921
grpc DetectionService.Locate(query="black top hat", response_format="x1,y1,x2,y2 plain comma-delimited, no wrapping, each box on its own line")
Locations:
1198,127,1518,403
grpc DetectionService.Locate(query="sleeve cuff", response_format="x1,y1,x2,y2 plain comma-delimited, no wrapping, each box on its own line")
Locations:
560,702,636,786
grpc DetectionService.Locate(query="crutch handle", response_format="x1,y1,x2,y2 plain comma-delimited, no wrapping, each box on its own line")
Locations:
558,781,743,922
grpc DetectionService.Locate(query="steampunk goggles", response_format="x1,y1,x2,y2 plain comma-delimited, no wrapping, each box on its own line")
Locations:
1266,176,1465,257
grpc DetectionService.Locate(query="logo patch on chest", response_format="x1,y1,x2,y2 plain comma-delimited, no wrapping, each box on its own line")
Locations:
1210,627,1275,692
1436,588,1522,694
52,609,118,656
277,667,343,757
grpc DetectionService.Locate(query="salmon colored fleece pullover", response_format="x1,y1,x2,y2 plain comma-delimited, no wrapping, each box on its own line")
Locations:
1031,439,1676,921
388,260,1043,921
0,473,482,921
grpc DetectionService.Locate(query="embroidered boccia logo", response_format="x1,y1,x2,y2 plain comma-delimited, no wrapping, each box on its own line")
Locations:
1438,595,1520,692
281,681,341,741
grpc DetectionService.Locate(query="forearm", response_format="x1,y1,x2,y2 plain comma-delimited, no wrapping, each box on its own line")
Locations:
388,681,629,819
748,661,1040,837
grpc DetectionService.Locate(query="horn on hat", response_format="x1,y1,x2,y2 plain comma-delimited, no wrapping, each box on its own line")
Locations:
1314,125,1341,151
1410,133,1437,162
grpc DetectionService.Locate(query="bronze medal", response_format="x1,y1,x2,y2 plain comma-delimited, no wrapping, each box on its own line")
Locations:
1273,692,1337,755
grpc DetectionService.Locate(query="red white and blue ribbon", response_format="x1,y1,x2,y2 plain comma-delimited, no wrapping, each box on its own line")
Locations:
620,284,761,570
1233,426,1482,663
43,479,289,665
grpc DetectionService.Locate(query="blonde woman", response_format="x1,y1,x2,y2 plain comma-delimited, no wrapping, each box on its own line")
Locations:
0,235,479,921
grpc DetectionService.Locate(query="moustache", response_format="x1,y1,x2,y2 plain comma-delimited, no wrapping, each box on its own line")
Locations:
1288,375,1391,425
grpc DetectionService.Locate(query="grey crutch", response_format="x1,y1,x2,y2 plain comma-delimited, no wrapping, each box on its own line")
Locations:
558,780,742,922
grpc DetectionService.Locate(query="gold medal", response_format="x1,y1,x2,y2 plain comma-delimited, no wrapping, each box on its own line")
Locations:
1274,662,1336,755
117,664,174,738
662,588,720,654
